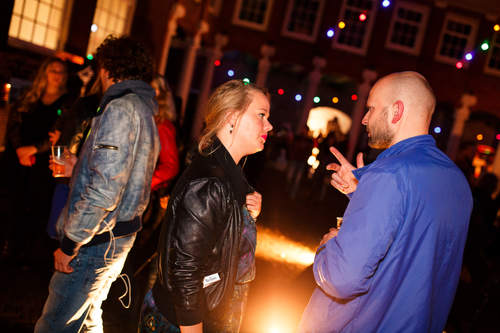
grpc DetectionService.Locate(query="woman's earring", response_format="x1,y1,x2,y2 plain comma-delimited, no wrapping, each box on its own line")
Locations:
230,124,234,134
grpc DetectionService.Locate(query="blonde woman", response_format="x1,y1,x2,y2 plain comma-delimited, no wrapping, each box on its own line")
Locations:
140,80,273,333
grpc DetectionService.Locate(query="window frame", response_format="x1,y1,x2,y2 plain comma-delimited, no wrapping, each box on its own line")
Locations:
232,0,274,32
385,0,429,56
281,0,325,43
434,12,478,66
332,0,378,56
8,0,74,53
86,0,136,55
483,31,500,77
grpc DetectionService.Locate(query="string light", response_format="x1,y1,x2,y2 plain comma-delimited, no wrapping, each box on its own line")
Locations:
326,29,335,38
382,0,391,8
313,96,320,103
456,61,463,69
351,94,358,101
338,21,346,29
227,69,235,77
214,59,221,66
86,54,93,60
464,52,473,61
434,126,441,134
496,134,500,140
481,41,489,51
476,134,483,141
277,88,285,95
494,24,500,32
332,97,339,103
295,94,302,102
91,24,98,32
243,78,250,85
359,13,367,22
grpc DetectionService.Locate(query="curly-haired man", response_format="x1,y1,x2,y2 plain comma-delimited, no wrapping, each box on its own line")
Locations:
35,36,160,332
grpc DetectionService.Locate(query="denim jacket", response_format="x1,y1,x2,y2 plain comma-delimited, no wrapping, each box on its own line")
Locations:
57,80,160,256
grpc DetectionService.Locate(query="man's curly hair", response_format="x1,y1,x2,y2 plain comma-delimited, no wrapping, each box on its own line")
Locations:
95,35,153,83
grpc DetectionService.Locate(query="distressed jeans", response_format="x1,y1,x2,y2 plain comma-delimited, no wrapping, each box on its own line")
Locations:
35,234,136,333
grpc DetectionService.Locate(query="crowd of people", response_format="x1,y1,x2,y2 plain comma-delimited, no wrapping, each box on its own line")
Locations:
0,33,498,333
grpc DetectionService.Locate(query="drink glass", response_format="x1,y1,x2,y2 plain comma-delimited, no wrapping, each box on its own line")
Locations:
51,145,67,177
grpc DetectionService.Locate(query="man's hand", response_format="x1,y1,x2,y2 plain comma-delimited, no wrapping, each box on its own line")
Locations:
319,227,339,247
326,147,364,194
54,248,75,273
246,191,262,220
16,145,37,166
49,153,77,178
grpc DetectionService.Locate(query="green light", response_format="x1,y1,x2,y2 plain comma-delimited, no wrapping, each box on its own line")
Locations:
313,96,320,103
57,109,62,116
242,78,250,85
481,41,489,51
86,54,94,60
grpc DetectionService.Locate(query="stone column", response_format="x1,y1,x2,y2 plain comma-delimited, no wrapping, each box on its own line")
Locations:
346,69,377,161
446,93,477,160
255,44,275,87
158,3,185,76
176,20,210,123
296,56,326,133
191,33,229,141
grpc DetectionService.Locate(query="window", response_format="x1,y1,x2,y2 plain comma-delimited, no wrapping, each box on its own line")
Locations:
485,32,500,76
333,0,377,55
8,0,70,50
232,0,274,31
86,0,136,55
282,0,325,43
435,13,478,65
385,1,429,55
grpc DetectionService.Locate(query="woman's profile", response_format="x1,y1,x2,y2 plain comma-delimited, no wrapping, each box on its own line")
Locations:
140,79,273,333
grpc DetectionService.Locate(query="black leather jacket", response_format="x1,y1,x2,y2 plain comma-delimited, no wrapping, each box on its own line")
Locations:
154,139,252,326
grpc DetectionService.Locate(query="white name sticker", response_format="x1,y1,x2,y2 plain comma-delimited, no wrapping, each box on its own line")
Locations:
203,273,221,288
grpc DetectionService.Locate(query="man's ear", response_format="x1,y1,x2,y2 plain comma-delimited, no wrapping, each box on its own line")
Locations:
391,100,404,124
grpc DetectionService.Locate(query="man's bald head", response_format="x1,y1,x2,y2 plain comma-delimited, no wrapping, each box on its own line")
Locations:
375,71,436,122
364,71,436,147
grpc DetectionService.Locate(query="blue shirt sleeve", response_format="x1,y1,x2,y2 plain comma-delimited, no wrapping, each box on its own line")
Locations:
313,170,405,299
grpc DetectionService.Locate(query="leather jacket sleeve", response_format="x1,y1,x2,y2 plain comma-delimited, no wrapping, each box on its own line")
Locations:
169,177,229,326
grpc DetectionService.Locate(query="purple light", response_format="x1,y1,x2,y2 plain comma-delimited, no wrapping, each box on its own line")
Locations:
465,52,473,61
326,29,335,38
227,69,235,77
382,0,391,8
295,94,302,102
434,126,442,134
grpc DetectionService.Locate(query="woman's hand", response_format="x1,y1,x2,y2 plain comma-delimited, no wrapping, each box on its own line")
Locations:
246,191,262,220
16,145,37,166
48,130,61,146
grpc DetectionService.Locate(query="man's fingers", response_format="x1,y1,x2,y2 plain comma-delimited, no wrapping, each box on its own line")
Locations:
329,147,349,165
356,152,365,168
326,162,340,171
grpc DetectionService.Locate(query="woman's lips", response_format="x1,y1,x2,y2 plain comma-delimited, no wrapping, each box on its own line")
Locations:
261,135,268,141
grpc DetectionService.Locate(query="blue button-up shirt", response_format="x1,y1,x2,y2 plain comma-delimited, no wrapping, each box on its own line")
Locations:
299,135,472,333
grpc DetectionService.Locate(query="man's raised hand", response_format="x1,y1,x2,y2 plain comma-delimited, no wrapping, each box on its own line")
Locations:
326,147,364,194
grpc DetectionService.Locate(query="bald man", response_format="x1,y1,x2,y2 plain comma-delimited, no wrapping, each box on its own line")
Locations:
298,72,472,332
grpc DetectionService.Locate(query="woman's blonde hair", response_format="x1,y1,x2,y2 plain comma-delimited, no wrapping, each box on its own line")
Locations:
151,75,176,123
18,57,67,112
198,80,267,154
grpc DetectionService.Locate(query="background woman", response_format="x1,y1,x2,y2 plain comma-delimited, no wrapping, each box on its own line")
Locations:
140,80,273,333
4,57,72,262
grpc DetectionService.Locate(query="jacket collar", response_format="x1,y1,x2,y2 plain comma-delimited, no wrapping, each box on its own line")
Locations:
353,135,436,180
210,137,250,206
98,80,157,115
